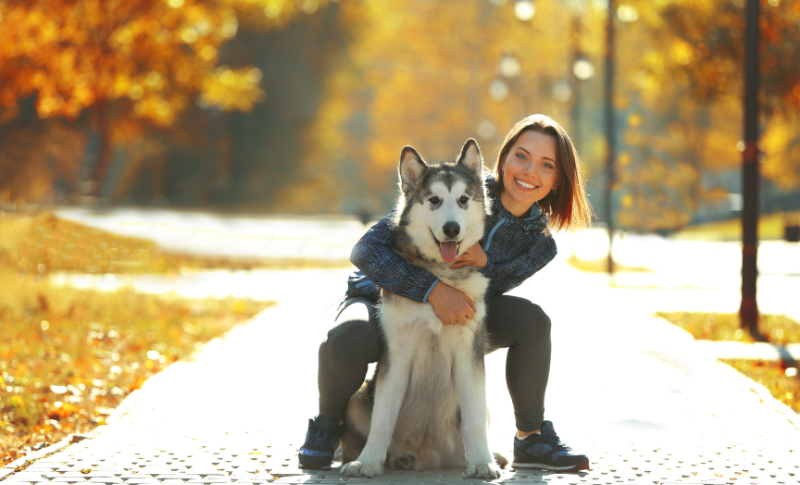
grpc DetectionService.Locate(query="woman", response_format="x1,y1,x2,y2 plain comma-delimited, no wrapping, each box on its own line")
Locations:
299,114,594,472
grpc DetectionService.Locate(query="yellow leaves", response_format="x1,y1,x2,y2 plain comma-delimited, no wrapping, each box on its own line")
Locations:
8,395,25,409
761,113,800,191
701,129,739,172
200,45,217,61
0,0,308,130
232,300,247,314
671,40,693,66
200,66,265,112
134,96,176,126
46,401,79,420
180,26,199,44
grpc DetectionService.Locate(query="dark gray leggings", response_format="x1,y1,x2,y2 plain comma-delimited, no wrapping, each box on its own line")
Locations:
318,294,551,432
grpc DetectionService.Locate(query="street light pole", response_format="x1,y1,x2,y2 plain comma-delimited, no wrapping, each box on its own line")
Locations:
740,0,761,340
604,0,615,275
570,4,582,151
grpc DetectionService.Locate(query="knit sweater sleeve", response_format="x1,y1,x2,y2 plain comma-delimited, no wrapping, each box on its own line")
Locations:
482,232,557,297
350,212,440,303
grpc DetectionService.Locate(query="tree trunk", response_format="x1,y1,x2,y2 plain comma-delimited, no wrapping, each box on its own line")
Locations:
91,100,112,198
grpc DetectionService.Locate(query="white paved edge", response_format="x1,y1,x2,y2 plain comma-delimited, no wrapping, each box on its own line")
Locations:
653,315,800,432
722,360,800,432
1,437,72,476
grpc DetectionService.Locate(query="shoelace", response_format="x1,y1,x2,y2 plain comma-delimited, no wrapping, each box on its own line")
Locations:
307,422,338,449
541,429,571,450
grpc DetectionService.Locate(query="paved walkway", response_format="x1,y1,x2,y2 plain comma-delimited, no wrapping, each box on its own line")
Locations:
2,210,799,485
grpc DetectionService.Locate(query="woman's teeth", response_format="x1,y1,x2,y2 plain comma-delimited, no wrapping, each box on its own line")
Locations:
516,179,537,189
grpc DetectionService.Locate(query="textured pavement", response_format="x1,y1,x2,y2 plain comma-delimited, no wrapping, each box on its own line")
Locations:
3,210,799,485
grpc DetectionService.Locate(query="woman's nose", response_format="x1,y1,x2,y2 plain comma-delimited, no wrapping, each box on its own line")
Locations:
522,161,536,174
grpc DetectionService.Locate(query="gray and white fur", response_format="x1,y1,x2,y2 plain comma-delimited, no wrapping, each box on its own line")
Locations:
340,139,500,479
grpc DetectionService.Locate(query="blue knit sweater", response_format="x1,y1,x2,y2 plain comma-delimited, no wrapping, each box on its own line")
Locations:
345,190,558,303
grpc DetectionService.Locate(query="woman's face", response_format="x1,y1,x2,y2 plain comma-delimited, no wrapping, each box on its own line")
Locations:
500,130,559,218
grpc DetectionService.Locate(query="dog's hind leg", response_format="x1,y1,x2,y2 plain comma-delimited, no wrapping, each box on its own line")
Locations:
452,347,500,479
340,346,414,478
389,450,418,470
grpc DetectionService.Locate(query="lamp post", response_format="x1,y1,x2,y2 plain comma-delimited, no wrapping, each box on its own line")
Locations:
567,0,592,154
740,0,762,340
604,0,615,275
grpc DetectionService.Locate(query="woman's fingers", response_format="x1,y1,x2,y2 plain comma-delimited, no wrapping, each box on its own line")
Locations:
465,295,476,313
451,255,474,268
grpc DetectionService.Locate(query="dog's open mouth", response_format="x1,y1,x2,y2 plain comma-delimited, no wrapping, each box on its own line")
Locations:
431,232,460,263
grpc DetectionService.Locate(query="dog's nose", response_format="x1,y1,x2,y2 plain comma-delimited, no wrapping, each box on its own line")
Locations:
443,222,460,238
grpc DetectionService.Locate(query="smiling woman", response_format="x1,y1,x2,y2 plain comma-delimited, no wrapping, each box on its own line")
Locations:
489,114,593,232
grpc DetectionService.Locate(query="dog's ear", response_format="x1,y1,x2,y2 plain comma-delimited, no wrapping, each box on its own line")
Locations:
457,139,484,177
399,146,427,194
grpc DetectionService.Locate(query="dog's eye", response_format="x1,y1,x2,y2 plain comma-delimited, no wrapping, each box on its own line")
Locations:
429,197,440,205
459,196,469,204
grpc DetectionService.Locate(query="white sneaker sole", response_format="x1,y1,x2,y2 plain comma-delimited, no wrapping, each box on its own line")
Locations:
511,461,589,472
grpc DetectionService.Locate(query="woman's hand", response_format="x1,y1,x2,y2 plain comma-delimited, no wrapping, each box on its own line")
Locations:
427,282,475,326
450,243,488,269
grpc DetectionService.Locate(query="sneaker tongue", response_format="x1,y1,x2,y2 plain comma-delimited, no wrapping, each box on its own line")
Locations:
541,421,562,444
440,241,458,262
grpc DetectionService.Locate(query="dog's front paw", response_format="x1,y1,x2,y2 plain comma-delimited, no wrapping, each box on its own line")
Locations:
466,462,501,479
340,460,383,478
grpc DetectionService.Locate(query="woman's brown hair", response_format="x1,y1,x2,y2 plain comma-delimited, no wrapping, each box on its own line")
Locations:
489,114,593,231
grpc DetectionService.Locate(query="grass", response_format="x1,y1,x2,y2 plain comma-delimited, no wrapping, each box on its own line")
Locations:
657,311,800,414
0,212,351,274
673,211,800,241
722,359,800,414
566,255,653,273
0,213,275,466
656,311,800,345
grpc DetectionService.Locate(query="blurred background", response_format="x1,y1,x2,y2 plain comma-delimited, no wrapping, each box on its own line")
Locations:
1,0,798,232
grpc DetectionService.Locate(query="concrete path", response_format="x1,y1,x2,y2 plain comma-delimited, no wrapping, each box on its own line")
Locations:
2,209,799,485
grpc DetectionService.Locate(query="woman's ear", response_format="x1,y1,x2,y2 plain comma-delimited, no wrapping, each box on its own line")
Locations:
398,146,427,194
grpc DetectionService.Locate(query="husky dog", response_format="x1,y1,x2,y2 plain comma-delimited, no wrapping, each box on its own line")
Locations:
339,139,500,479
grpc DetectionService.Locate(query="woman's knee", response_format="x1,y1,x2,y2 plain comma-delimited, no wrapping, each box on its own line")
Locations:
513,299,552,344
319,317,381,363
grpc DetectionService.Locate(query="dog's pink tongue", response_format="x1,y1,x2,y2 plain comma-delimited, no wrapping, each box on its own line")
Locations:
440,241,458,262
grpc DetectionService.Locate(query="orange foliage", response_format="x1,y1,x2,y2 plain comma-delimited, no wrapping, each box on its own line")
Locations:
0,0,322,126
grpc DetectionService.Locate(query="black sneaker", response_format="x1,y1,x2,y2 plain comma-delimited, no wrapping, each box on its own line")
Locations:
512,420,589,472
298,415,344,469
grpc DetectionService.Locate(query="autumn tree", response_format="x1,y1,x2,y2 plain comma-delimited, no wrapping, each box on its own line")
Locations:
632,0,800,194
0,0,327,198
293,0,608,214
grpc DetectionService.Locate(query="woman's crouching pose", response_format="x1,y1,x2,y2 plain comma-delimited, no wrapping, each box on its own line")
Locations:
299,114,594,473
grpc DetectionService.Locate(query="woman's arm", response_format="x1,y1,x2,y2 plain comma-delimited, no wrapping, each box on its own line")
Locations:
352,213,478,325
350,212,440,303
482,233,557,297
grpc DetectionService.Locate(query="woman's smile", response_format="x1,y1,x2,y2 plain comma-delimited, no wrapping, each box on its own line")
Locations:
514,179,538,190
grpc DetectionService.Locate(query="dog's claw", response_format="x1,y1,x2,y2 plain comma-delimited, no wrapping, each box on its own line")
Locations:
466,463,501,479
340,461,382,478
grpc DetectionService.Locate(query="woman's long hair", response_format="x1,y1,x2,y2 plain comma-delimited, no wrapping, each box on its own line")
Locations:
489,114,593,231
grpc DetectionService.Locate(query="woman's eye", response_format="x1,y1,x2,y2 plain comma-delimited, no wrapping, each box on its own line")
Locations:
516,153,527,161
429,197,440,205
460,196,469,204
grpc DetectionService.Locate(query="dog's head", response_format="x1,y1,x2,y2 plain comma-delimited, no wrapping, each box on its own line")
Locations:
395,139,489,264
